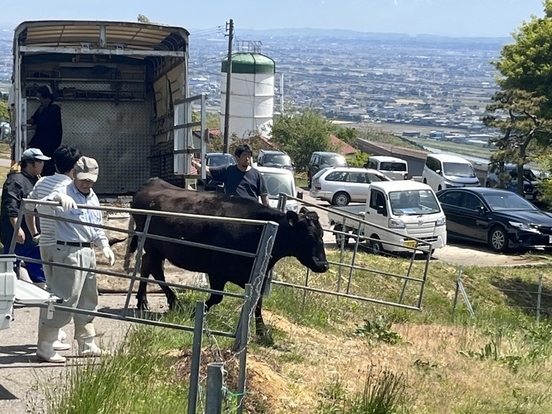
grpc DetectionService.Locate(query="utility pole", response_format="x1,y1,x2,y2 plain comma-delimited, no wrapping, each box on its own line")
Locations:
223,19,234,154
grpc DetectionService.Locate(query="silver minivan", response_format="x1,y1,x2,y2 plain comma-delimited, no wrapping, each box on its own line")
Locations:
422,153,480,191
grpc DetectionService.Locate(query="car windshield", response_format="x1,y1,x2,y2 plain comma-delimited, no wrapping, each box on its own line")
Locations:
443,162,476,177
389,189,441,215
207,154,236,167
482,192,538,211
508,168,538,181
321,155,347,167
264,154,292,166
380,162,407,171
261,172,295,199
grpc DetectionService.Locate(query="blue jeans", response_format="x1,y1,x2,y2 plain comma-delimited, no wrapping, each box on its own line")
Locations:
4,243,46,284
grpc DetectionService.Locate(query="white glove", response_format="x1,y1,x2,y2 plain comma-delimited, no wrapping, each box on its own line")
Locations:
102,246,115,267
54,194,77,210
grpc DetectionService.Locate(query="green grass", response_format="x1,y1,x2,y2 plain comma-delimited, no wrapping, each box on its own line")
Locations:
45,249,552,413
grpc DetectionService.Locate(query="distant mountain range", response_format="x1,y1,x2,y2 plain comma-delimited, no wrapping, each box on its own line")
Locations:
199,27,513,46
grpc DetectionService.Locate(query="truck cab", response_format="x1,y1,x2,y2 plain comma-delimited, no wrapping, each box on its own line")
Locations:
328,180,447,255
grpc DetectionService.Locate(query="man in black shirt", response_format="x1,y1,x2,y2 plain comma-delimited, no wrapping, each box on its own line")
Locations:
27,85,62,176
193,144,269,206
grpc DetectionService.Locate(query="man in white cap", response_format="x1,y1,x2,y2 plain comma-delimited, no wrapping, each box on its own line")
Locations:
35,156,115,363
0,148,50,285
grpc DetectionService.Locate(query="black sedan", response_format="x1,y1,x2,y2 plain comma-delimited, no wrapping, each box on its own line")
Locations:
437,187,552,252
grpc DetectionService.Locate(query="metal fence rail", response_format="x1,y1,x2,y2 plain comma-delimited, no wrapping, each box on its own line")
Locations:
8,198,281,412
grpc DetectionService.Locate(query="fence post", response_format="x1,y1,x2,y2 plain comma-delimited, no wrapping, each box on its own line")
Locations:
451,266,462,322
205,362,224,414
187,301,205,414
536,274,543,323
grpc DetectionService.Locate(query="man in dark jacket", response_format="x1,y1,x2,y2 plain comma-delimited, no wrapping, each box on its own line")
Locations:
0,148,50,284
27,85,62,176
192,144,269,205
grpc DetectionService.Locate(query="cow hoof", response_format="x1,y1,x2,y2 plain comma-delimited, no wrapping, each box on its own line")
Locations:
255,328,274,347
136,302,150,312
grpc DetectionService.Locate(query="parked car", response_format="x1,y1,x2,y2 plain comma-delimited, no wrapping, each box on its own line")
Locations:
364,155,409,180
257,150,294,172
422,153,480,191
309,166,391,206
256,166,301,211
307,151,348,188
485,163,540,201
199,153,237,191
328,180,446,255
437,187,552,252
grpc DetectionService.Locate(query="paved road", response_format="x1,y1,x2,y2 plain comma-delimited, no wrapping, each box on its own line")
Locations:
0,294,170,413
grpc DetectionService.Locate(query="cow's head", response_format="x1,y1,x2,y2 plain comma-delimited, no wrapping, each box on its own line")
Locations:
284,207,329,273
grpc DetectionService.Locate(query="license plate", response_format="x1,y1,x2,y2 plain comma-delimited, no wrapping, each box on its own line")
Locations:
526,194,534,200
404,240,417,248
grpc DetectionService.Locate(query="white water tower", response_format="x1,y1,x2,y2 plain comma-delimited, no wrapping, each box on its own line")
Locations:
220,49,275,138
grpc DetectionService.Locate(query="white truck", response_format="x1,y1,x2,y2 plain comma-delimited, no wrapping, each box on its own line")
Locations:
328,180,447,255
8,20,206,195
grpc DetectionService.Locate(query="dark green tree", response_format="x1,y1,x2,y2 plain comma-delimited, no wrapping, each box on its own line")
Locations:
483,0,552,197
271,108,335,172
334,126,360,145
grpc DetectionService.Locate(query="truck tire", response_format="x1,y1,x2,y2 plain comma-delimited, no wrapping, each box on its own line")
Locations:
488,226,508,252
332,192,350,206
334,224,349,247
307,175,312,189
369,236,384,255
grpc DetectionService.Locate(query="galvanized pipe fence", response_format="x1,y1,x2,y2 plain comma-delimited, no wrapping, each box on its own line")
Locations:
11,198,281,413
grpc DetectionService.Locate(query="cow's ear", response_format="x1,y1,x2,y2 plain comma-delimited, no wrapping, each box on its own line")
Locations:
286,210,299,226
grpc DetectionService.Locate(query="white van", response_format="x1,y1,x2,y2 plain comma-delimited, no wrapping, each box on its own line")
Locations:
365,156,409,180
422,153,480,192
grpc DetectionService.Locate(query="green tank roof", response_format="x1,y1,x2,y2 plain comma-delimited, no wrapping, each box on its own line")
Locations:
221,53,275,74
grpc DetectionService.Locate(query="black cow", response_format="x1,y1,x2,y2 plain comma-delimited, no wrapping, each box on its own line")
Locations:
129,178,329,336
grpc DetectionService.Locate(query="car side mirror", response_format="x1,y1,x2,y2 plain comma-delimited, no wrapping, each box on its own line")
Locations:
296,191,303,200
376,206,386,215
436,169,442,175
477,206,485,215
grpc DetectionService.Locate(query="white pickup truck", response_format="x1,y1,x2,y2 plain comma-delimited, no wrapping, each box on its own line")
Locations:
327,181,447,255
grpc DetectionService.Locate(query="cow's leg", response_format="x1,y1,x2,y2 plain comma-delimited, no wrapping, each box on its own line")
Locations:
136,251,154,311
254,297,268,338
149,256,177,310
204,276,225,311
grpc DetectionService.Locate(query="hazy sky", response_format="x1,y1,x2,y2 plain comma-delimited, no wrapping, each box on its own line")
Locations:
0,0,545,38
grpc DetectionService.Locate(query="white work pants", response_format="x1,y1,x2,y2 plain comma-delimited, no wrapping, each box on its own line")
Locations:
39,244,98,333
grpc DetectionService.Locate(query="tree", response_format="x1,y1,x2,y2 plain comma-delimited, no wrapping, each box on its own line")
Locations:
334,126,360,145
483,1,552,196
483,89,552,195
271,108,335,172
0,100,8,122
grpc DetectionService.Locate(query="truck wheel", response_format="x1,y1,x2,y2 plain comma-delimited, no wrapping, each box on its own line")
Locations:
437,185,442,191
307,175,312,189
369,236,384,255
334,224,349,247
488,226,508,252
332,192,350,206
423,178,427,184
